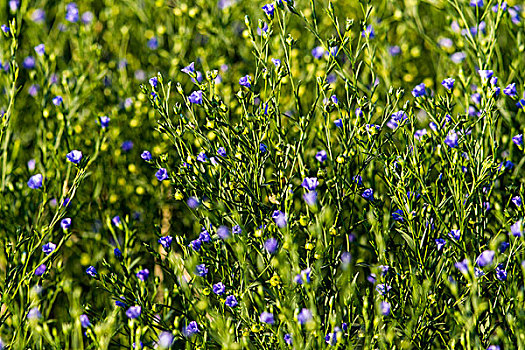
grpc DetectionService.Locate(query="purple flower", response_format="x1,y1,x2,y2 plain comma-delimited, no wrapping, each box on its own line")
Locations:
147,37,158,50
99,116,110,128
388,45,401,56
510,220,522,237
375,284,391,295
199,229,211,243
301,177,318,191
503,83,517,97
35,264,47,276
444,131,459,148
86,266,97,277
303,190,318,206
470,0,483,7
475,250,495,267
28,84,39,97
232,225,242,235
66,3,79,22
272,210,287,228
225,295,238,308
114,248,122,259
239,75,252,88
260,311,274,324
126,306,141,319
353,175,363,186
449,229,461,240
23,56,35,69
294,268,311,284
27,174,43,189
391,110,407,122
414,129,427,140
31,9,46,23
362,188,374,201
149,77,158,88
27,308,42,320
412,83,426,97
66,150,83,164
455,259,469,274
34,44,45,56
195,264,208,276
259,143,268,153
217,225,231,239
334,118,343,128
158,332,174,348
451,52,466,63
297,308,313,325
213,282,225,295
262,3,275,18
435,238,447,251
141,151,152,161
315,150,327,163
217,147,227,157
311,46,325,59
512,134,523,146
495,264,507,281
499,241,510,253
80,314,91,328
187,196,200,208
52,96,63,106
380,301,391,316
511,196,522,207
442,78,455,91
181,62,195,75
188,90,203,104
184,321,199,337
271,58,281,67
189,239,201,251
361,24,375,38
478,70,493,80
392,209,404,222
197,152,208,163
155,168,168,181
42,242,56,255
136,269,150,281
121,140,133,152
284,334,293,345
112,215,122,227
341,252,352,265
487,346,501,350
264,238,278,254
81,11,94,24
60,218,71,230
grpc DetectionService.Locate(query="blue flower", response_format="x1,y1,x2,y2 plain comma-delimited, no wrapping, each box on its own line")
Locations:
217,147,227,157
380,301,391,316
262,3,275,18
213,282,225,295
315,150,327,163
136,269,149,281
189,239,201,251
361,24,375,38
158,332,174,348
65,3,79,22
442,78,455,91
449,229,461,240
264,238,278,254
294,268,311,284
303,190,318,206
510,220,522,237
455,259,469,274
334,118,343,127
80,314,91,328
297,308,312,325
271,58,281,67
301,177,318,191
42,242,56,255
503,83,516,97
141,151,152,161
362,188,374,201
27,308,42,320
184,321,200,337
181,62,195,75
86,266,97,277
187,196,200,209
35,264,46,276
239,75,252,88
195,264,208,276
478,70,493,80
232,225,242,235
225,295,238,308
126,306,141,319
66,150,83,164
284,334,293,345
375,284,391,295
149,77,158,88
34,44,45,56
197,152,208,162
311,46,325,59
99,116,110,128
60,218,71,230
512,134,523,146
511,196,522,207
114,248,122,259
412,83,426,97
499,241,510,253
158,235,173,249
260,311,274,324
388,45,401,56
272,210,287,228
147,37,158,50
112,215,122,228
259,143,268,153
444,131,459,148
188,91,203,104
495,264,507,281
391,209,404,222
27,174,43,189
155,168,168,181
475,250,495,267
435,238,446,251
470,0,483,7
121,140,133,152
217,225,231,239
52,96,63,106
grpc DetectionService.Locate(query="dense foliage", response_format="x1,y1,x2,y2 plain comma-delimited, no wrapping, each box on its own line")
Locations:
0,0,524,348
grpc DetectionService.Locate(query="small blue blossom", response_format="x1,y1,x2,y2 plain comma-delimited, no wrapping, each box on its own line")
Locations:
42,242,56,255
156,168,168,181
27,174,43,189
66,150,83,164
412,83,426,97
158,235,173,249
86,266,97,277
225,295,238,308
